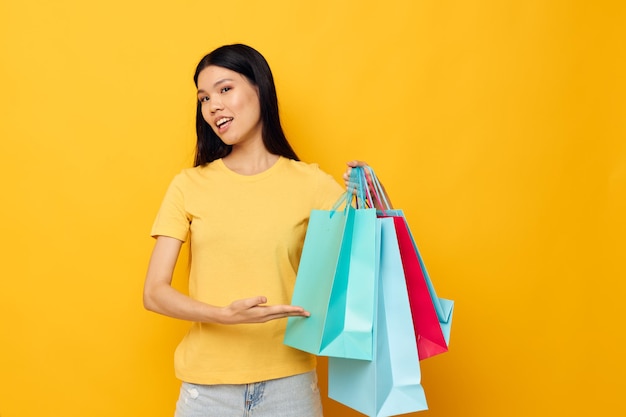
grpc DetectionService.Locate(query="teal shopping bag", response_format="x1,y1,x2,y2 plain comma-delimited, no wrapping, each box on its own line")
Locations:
284,188,378,360
328,217,428,417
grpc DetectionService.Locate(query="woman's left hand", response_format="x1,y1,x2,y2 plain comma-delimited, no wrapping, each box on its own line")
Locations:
342,160,393,209
342,160,368,189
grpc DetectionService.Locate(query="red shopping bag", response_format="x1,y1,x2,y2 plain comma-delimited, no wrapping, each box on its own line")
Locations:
391,215,449,360
355,165,452,361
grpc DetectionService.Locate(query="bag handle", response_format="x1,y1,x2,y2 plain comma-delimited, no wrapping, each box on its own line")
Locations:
353,166,391,213
355,166,372,209
330,167,368,215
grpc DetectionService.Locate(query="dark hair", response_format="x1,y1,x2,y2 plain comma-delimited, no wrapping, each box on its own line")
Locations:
192,44,299,166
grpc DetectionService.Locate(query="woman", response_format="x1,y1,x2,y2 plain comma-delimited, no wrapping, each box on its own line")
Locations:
143,43,379,417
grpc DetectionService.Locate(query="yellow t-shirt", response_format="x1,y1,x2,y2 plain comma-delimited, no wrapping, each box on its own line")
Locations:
151,156,344,384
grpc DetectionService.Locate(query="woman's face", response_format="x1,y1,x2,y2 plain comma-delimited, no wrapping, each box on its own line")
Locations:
196,65,262,147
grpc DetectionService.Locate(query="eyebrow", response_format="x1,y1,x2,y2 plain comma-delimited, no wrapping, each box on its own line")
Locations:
197,78,235,94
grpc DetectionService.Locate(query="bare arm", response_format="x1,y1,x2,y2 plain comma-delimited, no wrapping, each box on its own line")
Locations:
143,235,310,324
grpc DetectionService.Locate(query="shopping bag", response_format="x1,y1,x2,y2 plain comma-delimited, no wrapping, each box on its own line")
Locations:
360,165,454,360
392,216,452,360
284,184,378,360
394,212,454,347
328,217,428,417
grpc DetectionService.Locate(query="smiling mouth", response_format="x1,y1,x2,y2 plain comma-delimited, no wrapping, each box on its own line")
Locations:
216,117,233,128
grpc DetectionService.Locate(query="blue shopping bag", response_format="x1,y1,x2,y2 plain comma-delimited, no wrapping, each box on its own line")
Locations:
328,217,428,417
284,182,378,360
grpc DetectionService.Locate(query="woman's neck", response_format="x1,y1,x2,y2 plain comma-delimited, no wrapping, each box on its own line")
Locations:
222,147,280,176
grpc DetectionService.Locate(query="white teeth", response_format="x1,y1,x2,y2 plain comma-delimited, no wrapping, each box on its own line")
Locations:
216,117,232,127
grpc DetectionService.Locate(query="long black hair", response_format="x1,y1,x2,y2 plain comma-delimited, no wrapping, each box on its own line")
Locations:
192,44,299,166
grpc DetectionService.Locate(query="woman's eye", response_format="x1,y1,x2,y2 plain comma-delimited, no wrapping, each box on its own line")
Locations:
199,96,210,103
220,86,231,93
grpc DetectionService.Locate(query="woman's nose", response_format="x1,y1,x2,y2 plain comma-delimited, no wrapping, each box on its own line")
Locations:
210,96,224,112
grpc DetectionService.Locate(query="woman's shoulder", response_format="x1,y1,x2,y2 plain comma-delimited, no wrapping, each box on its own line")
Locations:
166,161,222,186
286,159,337,189
183,160,223,175
282,158,330,177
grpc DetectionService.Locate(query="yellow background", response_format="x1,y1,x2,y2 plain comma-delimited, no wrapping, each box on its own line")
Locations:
1,0,624,416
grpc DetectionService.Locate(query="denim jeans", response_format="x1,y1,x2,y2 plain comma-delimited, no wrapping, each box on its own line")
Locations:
174,371,324,417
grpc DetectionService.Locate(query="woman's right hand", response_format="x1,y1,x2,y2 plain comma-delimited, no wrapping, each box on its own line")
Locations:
218,296,310,324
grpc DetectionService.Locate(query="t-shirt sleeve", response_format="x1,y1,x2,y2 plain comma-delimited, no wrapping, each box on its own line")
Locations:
150,174,191,241
314,166,345,210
